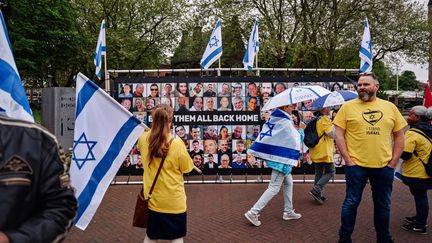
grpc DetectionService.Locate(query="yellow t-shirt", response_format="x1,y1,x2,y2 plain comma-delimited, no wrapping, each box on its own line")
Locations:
333,98,407,168
137,131,194,214
402,129,432,179
309,115,335,163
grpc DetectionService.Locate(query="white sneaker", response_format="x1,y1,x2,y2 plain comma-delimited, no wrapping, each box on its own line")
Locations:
244,210,261,226
283,210,302,220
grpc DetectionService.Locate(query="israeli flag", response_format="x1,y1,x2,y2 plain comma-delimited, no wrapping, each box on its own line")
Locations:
200,20,222,69
359,18,372,73
94,20,106,80
243,19,259,70
0,10,33,122
248,109,300,165
70,73,144,230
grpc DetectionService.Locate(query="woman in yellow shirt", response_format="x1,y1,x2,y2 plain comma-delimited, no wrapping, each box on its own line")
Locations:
400,106,432,234
137,104,194,243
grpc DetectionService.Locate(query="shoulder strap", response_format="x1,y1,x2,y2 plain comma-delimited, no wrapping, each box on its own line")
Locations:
409,128,432,144
147,137,174,199
408,128,431,165
316,115,326,140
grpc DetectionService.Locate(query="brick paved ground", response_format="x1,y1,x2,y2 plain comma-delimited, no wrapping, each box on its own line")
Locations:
65,176,432,243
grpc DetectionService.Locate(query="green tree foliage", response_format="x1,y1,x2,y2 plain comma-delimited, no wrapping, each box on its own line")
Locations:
2,0,429,88
71,0,186,84
4,0,80,87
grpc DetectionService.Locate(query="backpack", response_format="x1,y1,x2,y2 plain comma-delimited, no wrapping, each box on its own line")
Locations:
303,115,324,148
409,128,432,177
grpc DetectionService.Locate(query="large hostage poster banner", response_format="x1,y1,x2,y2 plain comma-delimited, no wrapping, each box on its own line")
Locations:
115,75,355,175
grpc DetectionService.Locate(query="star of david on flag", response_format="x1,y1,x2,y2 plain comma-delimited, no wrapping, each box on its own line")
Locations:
72,133,97,169
359,18,372,74
94,19,106,80
200,20,222,69
249,109,300,166
243,19,259,70
0,10,34,122
70,72,145,230
259,120,275,140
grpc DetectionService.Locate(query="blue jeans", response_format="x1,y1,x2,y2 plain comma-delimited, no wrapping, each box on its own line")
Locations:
338,165,394,243
313,162,335,194
251,169,294,214
409,186,429,227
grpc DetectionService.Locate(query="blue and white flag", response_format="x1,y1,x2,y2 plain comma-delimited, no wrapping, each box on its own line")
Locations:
0,10,33,122
243,19,259,70
359,18,372,74
70,72,144,230
248,109,300,165
94,20,106,80
200,20,222,69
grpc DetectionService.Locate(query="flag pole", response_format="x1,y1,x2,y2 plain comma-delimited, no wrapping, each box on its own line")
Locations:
104,54,109,93
104,23,109,93
256,52,260,76
218,58,221,76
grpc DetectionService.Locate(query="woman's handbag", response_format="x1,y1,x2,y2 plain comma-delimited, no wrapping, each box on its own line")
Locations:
132,188,149,228
132,138,173,228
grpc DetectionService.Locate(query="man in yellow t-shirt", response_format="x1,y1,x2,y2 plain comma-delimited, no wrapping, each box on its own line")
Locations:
333,73,406,243
399,105,432,234
309,107,335,204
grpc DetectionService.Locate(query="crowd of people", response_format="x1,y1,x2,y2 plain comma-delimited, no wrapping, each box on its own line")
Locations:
2,73,431,243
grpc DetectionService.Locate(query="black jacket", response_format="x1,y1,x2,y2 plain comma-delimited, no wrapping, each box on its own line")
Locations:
0,115,77,243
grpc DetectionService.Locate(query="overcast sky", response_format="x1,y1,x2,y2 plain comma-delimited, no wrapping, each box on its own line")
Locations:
402,0,429,82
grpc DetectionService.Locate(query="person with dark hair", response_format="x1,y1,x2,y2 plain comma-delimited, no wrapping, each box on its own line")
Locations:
203,83,216,97
192,154,204,169
189,140,203,157
189,97,203,111
119,83,133,98
247,97,259,112
218,126,230,140
331,82,342,92
163,83,173,97
0,115,77,243
204,154,218,169
137,104,194,243
190,126,202,140
399,106,432,234
134,83,145,97
148,83,160,98
247,82,260,97
190,83,203,97
274,83,286,94
176,96,188,112
334,72,406,243
175,83,189,97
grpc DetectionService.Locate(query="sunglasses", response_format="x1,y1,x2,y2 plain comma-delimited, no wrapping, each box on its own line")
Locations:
151,88,158,91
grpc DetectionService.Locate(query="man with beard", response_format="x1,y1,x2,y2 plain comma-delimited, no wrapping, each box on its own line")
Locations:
334,72,406,243
176,96,189,112
133,83,145,97
203,83,216,97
